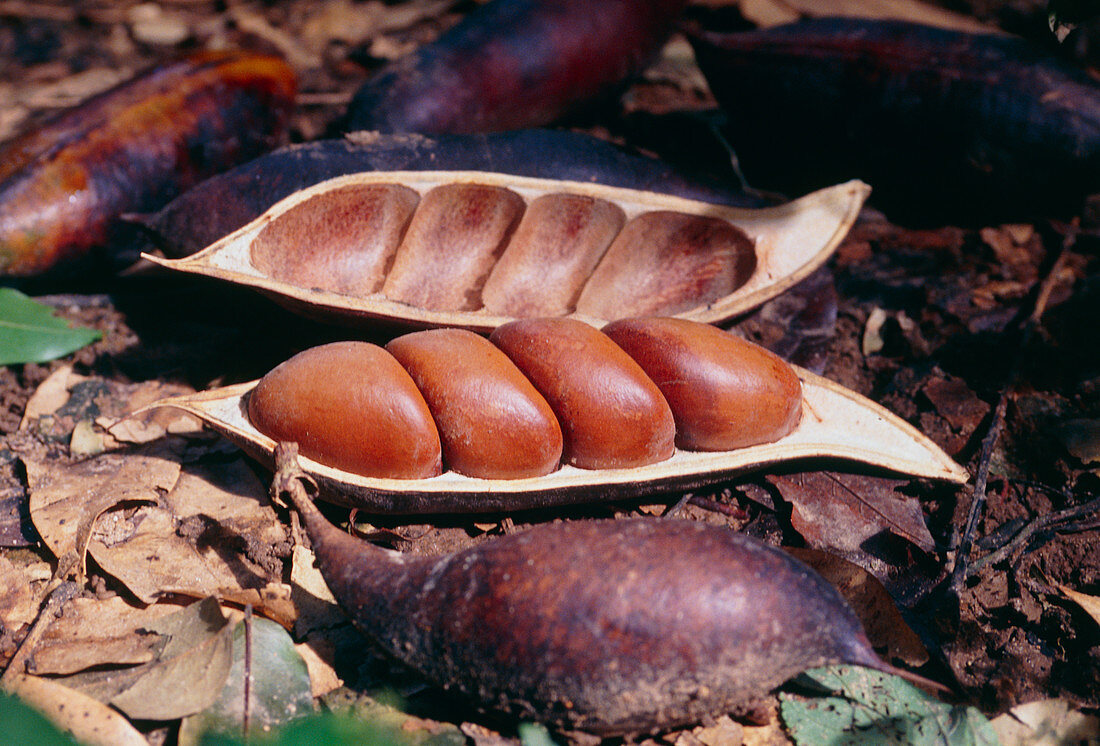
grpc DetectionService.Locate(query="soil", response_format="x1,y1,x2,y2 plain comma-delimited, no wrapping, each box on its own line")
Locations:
0,1,1098,744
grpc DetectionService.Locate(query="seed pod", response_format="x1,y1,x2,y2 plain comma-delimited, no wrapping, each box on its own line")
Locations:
142,130,761,259
280,459,907,737
604,317,802,450
490,318,676,469
344,0,688,134
386,329,563,479
689,18,1100,219
0,50,296,276
247,342,441,479
146,171,869,332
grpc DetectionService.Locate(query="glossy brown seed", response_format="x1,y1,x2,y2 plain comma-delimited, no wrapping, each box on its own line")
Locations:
575,210,756,318
386,329,563,479
604,317,802,451
249,183,419,295
247,342,441,479
490,318,675,469
480,193,625,317
382,183,524,310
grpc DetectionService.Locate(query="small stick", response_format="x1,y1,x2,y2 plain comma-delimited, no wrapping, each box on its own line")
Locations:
0,582,80,688
967,496,1100,577
242,604,253,740
949,226,1077,592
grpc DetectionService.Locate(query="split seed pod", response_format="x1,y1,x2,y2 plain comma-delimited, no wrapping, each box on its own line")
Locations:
145,319,967,514
0,50,296,276
143,172,869,330
282,465,922,736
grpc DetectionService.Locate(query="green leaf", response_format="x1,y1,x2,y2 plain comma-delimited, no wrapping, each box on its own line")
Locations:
780,665,1001,746
0,692,80,745
180,617,316,746
196,710,459,746
519,723,561,746
0,288,101,366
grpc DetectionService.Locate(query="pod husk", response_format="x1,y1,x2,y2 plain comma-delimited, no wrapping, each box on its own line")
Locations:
143,172,869,330
142,367,968,514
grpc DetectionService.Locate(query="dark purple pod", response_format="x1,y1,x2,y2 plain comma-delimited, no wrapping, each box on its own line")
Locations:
344,0,688,134
142,130,760,259
293,495,897,735
689,18,1100,219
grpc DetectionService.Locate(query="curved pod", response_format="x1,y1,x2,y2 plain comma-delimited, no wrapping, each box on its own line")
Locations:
142,172,870,331
144,367,968,514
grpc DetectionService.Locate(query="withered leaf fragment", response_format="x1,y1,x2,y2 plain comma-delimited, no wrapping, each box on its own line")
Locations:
0,50,296,276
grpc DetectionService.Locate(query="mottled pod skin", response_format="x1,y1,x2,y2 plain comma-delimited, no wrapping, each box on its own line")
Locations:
297,510,890,735
247,342,441,479
603,317,802,451
344,0,689,134
490,318,675,469
386,329,563,479
0,50,296,276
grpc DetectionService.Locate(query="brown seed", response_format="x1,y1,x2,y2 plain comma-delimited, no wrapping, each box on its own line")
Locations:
481,193,625,317
382,183,524,310
603,317,802,451
247,342,441,479
575,211,756,318
490,318,675,469
250,183,419,296
386,329,563,479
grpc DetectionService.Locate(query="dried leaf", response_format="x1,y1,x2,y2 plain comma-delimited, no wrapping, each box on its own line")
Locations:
5,674,147,746
990,698,1100,745
291,544,344,638
735,0,994,32
921,376,990,433
1058,585,1100,627
1055,419,1100,465
770,471,936,554
0,555,45,631
295,637,344,698
31,597,179,676
862,307,888,356
785,548,929,667
52,597,234,721
0,289,101,366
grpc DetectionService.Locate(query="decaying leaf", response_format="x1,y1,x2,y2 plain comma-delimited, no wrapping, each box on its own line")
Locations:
989,698,1100,745
178,616,315,745
291,544,344,637
30,597,180,676
1058,584,1100,627
734,0,994,32
769,471,936,554
0,555,48,632
785,548,929,667
47,597,234,721
295,637,344,699
780,666,999,745
5,674,147,746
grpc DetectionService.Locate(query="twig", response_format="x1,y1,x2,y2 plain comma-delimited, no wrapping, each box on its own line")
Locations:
243,604,253,741
948,225,1078,592
967,496,1100,577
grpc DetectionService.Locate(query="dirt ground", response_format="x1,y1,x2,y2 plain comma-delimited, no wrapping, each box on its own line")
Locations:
0,1,1098,744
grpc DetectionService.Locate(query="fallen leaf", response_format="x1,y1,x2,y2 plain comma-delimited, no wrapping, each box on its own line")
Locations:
19,365,85,431
0,289,101,367
291,544,344,638
0,556,46,631
862,307,888,356
989,698,1100,746
921,375,990,433
1058,585,1100,627
0,484,36,547
769,471,935,554
785,547,929,667
780,666,998,745
178,616,316,745
5,674,147,746
31,597,179,676
734,0,994,32
1055,419,1100,465
52,597,234,721
295,636,344,699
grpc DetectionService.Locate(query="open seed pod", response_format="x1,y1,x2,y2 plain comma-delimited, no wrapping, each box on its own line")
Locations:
143,367,966,515
142,171,869,330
